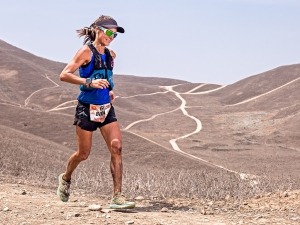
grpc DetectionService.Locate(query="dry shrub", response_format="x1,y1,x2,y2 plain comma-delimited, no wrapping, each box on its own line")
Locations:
67,166,299,201
1,144,299,201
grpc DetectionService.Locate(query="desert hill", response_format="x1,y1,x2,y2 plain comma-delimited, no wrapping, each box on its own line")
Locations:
0,40,66,107
218,64,300,105
0,39,299,203
0,124,70,178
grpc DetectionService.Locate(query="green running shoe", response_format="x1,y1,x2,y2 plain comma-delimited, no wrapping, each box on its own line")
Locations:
57,173,71,202
109,192,136,209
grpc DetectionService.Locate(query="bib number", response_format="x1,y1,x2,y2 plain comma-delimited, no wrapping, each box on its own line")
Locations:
89,103,111,123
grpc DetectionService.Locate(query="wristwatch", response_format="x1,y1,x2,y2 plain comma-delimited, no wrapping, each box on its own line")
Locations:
85,78,92,87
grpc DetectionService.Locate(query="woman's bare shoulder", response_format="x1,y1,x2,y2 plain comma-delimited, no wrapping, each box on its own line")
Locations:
73,45,93,65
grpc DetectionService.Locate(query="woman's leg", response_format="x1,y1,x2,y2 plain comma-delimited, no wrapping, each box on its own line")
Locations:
63,125,93,181
100,121,123,195
58,125,93,202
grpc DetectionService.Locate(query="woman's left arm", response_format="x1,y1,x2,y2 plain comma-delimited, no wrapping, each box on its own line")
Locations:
109,91,116,102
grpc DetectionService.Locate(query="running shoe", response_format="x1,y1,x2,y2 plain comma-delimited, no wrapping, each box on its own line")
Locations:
109,192,136,209
57,173,71,202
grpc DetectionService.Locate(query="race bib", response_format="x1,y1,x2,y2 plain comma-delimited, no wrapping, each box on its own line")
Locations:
89,103,111,123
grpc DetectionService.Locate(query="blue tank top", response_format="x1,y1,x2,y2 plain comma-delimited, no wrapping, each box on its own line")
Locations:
77,53,111,105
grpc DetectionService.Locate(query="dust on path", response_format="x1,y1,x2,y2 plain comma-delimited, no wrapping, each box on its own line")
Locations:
0,180,228,225
1,177,300,225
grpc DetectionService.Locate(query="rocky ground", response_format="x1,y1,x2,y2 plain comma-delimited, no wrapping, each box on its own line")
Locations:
1,177,300,225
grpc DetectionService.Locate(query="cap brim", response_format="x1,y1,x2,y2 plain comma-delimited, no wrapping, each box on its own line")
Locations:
103,25,125,33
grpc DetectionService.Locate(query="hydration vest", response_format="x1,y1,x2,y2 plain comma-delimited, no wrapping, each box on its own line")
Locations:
80,43,114,91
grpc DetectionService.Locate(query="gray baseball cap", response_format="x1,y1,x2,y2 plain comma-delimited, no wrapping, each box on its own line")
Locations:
95,16,125,33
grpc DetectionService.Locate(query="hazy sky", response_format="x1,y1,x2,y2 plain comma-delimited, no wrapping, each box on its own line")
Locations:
1,0,299,84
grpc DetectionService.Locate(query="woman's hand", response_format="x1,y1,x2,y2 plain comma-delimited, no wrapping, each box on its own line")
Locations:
90,79,109,89
109,49,116,59
109,90,116,102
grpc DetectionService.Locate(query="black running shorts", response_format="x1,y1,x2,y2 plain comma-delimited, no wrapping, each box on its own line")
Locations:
73,101,117,131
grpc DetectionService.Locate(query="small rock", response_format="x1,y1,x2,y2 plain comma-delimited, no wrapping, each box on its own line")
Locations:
290,217,299,221
135,196,144,200
3,207,10,212
79,202,86,207
74,213,81,217
88,204,102,211
101,208,112,213
225,195,230,201
21,190,27,195
161,207,168,212
125,221,134,224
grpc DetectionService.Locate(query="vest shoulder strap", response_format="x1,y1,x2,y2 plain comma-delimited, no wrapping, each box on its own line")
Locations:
87,44,113,70
88,44,102,69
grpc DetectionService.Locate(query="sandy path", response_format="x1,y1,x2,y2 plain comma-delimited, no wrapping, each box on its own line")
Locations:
1,177,299,225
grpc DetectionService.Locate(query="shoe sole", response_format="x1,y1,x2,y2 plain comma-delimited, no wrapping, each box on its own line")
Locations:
109,202,136,209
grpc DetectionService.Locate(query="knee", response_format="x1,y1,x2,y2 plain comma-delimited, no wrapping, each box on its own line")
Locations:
76,150,90,161
111,139,122,155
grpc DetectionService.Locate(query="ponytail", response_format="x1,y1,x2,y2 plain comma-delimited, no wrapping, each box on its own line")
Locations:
77,15,115,45
76,26,96,45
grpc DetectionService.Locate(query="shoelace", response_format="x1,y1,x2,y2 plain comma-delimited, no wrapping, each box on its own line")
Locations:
113,193,126,204
61,180,71,195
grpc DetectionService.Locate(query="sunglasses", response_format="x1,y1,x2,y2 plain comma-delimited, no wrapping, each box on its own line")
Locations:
99,27,118,38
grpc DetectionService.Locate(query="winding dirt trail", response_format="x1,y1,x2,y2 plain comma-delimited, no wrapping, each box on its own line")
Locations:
46,78,298,180
24,74,60,107
123,84,257,179
227,77,300,106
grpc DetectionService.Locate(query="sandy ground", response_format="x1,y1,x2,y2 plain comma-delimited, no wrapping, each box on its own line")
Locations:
1,178,300,225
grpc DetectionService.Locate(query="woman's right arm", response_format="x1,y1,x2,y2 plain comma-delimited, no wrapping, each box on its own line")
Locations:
59,45,91,85
60,45,109,89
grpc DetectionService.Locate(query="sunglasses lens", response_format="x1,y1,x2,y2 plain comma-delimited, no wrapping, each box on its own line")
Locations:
105,30,113,36
99,27,117,38
105,29,117,38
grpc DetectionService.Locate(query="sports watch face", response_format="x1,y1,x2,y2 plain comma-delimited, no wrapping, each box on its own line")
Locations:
85,78,92,85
